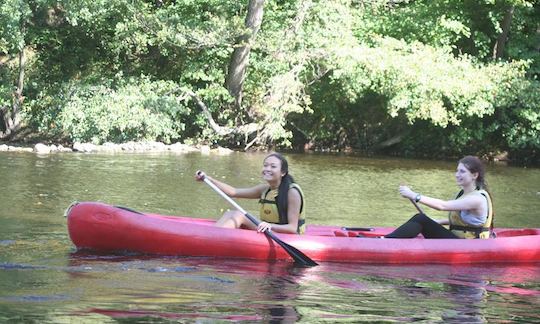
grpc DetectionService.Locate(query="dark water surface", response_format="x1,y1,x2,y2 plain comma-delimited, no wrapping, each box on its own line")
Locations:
1,151,539,322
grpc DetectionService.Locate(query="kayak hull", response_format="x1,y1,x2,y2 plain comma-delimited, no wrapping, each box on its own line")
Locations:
66,202,540,264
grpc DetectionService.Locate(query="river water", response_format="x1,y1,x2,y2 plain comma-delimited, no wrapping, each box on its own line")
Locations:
1,151,539,322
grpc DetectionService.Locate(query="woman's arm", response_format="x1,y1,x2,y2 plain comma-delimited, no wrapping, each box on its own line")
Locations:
399,186,483,212
196,171,266,199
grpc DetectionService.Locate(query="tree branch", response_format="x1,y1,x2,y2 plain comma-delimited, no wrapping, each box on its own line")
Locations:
182,88,259,143
184,90,233,136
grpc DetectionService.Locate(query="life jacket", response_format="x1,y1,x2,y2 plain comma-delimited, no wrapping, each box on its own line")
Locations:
448,189,493,239
259,183,305,234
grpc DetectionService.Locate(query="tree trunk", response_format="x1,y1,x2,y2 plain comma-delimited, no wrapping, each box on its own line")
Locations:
493,6,515,60
536,25,540,52
1,49,25,139
225,0,265,108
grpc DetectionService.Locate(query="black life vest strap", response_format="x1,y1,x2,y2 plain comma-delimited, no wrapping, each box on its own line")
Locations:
449,224,490,238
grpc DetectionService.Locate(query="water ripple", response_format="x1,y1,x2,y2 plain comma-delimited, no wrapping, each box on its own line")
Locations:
2,294,71,303
0,262,45,270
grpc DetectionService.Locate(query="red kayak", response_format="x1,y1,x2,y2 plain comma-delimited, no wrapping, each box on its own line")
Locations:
66,202,540,264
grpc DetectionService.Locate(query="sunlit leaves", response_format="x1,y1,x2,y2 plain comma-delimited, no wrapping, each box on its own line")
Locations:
329,37,516,127
0,0,32,52
56,77,191,144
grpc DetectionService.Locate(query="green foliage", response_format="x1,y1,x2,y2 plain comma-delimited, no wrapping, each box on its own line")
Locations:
0,0,31,53
1,0,539,164
27,77,192,144
239,0,359,146
0,62,12,109
505,2,540,76
355,0,540,75
298,34,539,162
329,37,513,127
355,1,471,49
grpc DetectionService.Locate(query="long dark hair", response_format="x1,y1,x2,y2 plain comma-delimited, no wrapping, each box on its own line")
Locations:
265,152,295,221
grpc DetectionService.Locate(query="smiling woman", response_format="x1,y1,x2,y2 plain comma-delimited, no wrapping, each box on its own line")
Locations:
195,152,306,234
385,156,494,239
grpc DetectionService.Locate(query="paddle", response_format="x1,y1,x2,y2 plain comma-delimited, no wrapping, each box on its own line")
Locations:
341,227,374,231
198,172,318,267
409,198,425,214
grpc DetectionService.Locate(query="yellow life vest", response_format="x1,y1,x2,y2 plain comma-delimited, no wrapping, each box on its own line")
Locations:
448,189,493,239
259,183,305,234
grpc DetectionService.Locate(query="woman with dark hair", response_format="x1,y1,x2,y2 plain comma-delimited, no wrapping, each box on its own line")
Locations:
195,152,305,234
385,155,494,239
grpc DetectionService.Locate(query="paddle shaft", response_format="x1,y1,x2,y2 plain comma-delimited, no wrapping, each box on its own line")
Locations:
199,174,318,267
410,198,425,214
202,177,248,215
202,176,263,227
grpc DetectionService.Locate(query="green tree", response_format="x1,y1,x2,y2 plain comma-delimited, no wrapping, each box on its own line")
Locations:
291,0,540,163
0,0,33,138
1,0,539,164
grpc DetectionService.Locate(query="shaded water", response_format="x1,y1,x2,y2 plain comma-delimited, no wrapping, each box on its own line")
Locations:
1,151,539,322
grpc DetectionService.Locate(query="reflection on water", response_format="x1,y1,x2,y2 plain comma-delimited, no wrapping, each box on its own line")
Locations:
0,251,539,322
1,151,540,322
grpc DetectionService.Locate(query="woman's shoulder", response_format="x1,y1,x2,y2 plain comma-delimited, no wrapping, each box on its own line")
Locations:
465,190,490,205
288,183,304,199
289,182,304,192
472,189,491,199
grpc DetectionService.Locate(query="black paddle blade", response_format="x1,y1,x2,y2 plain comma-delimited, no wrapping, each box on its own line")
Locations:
266,231,318,267
243,212,318,267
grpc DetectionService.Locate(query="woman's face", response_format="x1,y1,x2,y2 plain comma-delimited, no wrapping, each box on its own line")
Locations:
455,162,478,187
262,155,284,184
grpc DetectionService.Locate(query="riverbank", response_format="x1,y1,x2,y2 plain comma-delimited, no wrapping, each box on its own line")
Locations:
0,138,525,168
0,141,235,155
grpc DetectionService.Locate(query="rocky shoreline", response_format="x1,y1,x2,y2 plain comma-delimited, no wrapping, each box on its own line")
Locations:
0,141,235,155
